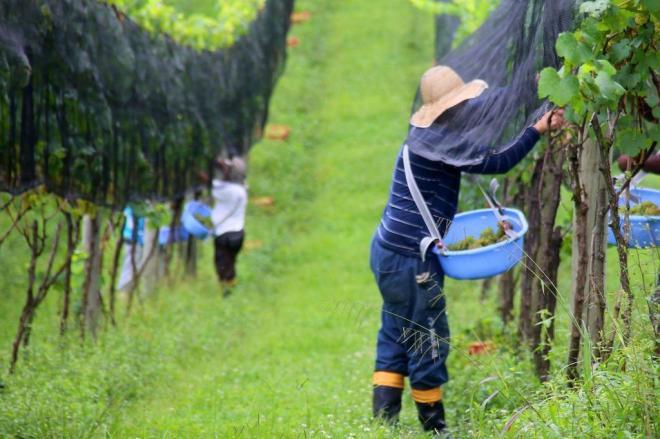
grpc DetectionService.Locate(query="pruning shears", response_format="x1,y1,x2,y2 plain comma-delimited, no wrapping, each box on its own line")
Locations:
476,177,518,239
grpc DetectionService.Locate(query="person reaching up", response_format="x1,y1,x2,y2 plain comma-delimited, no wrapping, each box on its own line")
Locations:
370,66,565,434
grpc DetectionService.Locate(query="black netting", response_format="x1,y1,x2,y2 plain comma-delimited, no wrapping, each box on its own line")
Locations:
410,0,576,164
0,0,294,207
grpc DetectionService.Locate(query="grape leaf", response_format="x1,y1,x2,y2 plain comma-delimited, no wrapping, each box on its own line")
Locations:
614,128,653,156
610,39,631,63
538,68,579,106
647,124,660,144
594,71,625,101
640,0,660,13
615,64,641,88
597,59,617,76
556,33,593,65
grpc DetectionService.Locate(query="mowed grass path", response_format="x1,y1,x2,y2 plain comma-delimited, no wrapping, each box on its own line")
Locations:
113,0,435,436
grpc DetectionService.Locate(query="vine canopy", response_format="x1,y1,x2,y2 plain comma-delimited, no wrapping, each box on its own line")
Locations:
0,0,294,207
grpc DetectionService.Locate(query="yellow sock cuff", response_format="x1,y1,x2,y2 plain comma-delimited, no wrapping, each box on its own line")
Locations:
373,371,405,389
411,387,442,403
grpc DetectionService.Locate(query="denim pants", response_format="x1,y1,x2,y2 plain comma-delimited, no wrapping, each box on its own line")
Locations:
370,236,450,391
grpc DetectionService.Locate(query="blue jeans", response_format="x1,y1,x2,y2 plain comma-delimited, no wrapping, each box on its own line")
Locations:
370,236,450,391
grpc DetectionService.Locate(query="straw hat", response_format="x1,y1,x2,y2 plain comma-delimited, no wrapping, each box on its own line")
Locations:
410,66,489,128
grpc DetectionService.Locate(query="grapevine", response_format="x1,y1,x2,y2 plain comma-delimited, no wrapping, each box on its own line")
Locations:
108,0,265,50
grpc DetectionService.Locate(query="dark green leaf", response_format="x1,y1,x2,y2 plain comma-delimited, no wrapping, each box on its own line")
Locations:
595,71,625,101
556,33,593,65
615,65,642,89
653,107,660,120
597,59,617,76
614,128,653,156
640,0,660,14
610,39,632,63
647,124,660,144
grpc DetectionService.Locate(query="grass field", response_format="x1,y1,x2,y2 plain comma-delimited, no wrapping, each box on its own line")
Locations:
1,0,658,437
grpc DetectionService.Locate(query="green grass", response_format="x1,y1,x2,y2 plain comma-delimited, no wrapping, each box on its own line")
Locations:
1,0,658,437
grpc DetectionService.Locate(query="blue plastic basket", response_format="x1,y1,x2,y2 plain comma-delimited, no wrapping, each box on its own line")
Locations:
158,226,190,245
434,208,529,280
607,187,660,248
121,206,145,245
182,201,213,240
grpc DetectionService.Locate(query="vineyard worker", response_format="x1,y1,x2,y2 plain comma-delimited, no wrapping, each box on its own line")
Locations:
211,156,248,297
117,206,145,291
370,66,564,433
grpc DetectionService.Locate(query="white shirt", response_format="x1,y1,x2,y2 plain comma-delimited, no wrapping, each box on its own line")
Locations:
211,179,248,236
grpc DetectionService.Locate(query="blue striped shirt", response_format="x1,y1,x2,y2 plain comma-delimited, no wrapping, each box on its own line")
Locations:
376,126,540,257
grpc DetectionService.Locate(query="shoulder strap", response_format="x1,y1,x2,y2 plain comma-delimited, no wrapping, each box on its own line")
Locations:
402,145,445,260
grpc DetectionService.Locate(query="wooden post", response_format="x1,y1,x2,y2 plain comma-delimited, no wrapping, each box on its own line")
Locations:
497,177,521,326
498,270,516,325
568,138,608,361
530,145,565,379
480,277,493,302
60,212,78,335
567,137,600,381
140,226,159,296
518,160,543,343
585,141,609,358
184,235,197,277
81,213,103,340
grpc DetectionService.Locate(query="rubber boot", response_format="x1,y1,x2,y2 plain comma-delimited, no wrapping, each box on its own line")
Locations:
415,401,447,433
373,386,403,423
222,282,233,298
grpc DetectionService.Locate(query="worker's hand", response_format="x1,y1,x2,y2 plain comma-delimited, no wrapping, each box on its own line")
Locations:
533,108,565,134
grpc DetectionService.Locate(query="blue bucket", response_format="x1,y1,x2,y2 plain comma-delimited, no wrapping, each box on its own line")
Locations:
182,201,212,239
122,206,145,245
607,187,660,248
434,208,528,280
158,226,190,245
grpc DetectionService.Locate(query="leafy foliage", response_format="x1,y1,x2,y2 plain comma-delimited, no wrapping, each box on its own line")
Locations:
409,0,499,43
538,0,659,156
0,0,293,207
108,0,265,50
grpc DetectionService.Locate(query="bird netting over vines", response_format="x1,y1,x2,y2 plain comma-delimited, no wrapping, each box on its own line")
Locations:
0,0,294,207
412,0,576,165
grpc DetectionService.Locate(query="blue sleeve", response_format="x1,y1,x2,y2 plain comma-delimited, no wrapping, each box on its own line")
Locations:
460,127,541,175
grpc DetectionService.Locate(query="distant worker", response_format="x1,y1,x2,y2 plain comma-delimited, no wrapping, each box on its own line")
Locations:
118,205,145,291
211,157,248,297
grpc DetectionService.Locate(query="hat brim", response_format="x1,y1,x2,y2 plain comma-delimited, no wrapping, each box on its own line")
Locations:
410,80,489,128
